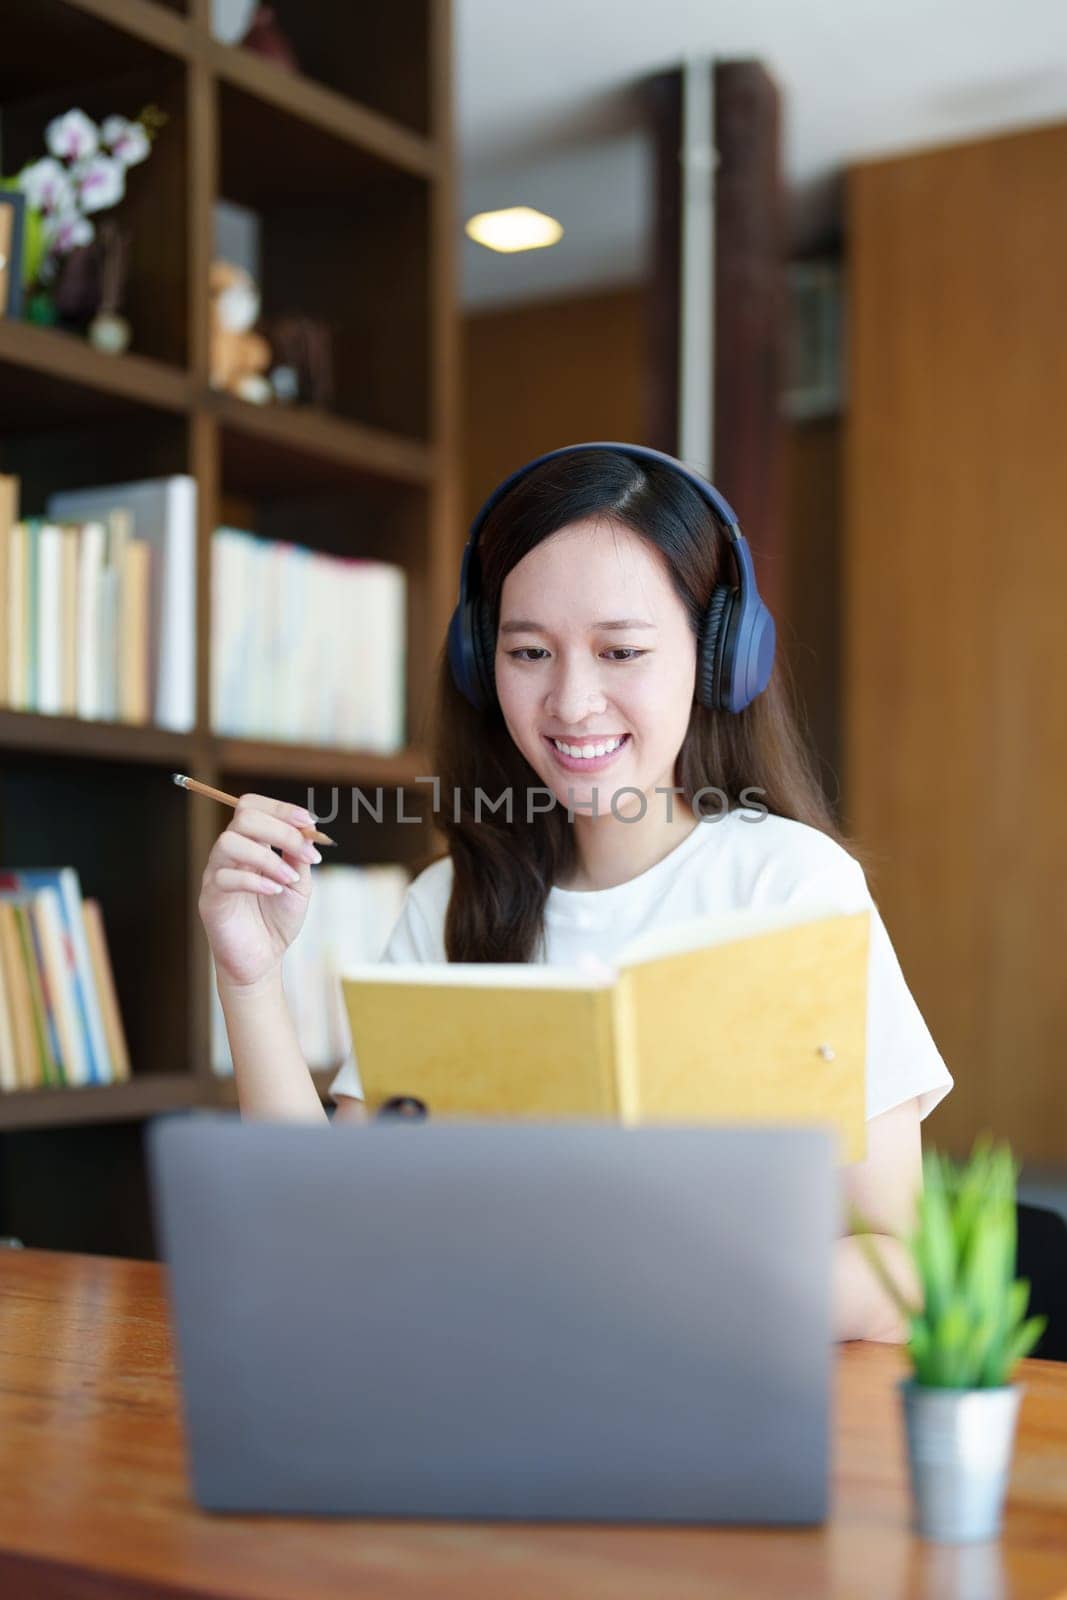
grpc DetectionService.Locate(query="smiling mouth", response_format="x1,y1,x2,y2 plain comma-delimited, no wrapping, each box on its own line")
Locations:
543,733,630,762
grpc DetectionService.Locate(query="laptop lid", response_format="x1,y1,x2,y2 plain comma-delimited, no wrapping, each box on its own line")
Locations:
146,1114,837,1524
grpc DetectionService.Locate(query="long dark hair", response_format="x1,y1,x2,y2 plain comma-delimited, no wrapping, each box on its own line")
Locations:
426,448,858,962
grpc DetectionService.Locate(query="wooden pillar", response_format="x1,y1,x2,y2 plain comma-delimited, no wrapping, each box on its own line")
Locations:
712,60,786,616
643,61,786,615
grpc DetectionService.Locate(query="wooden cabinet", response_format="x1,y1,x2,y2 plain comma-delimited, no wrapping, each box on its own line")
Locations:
0,0,459,1249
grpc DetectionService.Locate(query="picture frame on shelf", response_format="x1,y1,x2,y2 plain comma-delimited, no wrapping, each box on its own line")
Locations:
0,190,26,319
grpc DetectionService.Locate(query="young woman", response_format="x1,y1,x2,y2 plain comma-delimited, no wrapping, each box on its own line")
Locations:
199,442,952,1344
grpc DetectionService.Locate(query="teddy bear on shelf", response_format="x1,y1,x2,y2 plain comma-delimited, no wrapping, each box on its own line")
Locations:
209,259,272,404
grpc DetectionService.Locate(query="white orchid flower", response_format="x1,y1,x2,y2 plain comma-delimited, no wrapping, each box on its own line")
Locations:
17,157,76,215
72,155,126,214
100,115,150,167
45,109,99,163
43,212,95,254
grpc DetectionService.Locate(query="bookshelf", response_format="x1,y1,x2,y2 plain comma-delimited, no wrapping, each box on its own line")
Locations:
0,0,459,1247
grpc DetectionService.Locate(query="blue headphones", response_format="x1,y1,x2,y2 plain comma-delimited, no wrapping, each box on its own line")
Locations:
446,441,776,714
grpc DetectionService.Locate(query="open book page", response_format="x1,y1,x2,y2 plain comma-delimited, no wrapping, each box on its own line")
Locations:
615,898,859,970
614,910,871,1163
336,904,846,991
337,960,613,989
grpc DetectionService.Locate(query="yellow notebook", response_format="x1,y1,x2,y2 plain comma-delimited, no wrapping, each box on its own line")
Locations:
341,902,870,1163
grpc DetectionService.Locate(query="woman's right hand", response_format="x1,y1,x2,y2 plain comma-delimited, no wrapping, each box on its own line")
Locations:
197,793,322,993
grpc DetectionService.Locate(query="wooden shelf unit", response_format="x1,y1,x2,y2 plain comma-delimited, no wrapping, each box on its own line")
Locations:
0,1073,202,1132
0,0,459,1205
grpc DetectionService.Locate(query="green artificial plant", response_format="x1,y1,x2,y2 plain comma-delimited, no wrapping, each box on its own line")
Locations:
851,1136,1047,1389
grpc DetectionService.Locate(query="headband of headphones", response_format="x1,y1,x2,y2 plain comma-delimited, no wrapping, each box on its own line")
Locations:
446,441,776,714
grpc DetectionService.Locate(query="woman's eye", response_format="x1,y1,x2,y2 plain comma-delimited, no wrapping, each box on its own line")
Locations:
506,647,647,663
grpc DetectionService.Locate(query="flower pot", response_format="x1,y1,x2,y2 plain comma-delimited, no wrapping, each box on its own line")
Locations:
900,1379,1022,1542
24,288,57,326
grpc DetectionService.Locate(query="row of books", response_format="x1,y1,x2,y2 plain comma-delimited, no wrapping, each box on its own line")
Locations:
211,528,407,751
0,867,131,1092
0,473,408,753
0,473,196,731
210,862,409,1075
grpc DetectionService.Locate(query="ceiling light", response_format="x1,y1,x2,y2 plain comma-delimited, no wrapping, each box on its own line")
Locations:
464,206,564,254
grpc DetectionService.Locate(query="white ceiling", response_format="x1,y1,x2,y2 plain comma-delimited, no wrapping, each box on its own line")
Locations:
457,0,1067,311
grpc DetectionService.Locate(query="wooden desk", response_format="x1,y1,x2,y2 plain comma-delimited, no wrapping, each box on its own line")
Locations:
2,1251,1065,1600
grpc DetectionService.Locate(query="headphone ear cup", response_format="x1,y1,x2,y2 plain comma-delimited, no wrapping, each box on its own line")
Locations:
472,599,497,707
697,586,731,710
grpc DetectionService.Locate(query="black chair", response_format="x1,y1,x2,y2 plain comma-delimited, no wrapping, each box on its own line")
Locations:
1016,1202,1067,1363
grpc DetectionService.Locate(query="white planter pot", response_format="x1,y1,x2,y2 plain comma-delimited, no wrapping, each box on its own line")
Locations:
900,1380,1023,1542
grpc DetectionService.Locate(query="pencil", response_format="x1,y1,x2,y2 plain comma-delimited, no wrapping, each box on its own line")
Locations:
171,774,337,847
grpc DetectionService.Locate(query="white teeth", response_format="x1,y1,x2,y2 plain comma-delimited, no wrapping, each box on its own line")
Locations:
551,735,625,759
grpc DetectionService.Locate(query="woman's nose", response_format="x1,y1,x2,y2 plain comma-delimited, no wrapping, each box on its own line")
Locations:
544,657,608,723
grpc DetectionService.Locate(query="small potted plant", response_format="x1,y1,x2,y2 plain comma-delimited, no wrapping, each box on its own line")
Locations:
852,1137,1046,1543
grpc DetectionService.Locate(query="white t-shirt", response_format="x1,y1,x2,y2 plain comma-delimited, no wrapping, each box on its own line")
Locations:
328,809,953,1125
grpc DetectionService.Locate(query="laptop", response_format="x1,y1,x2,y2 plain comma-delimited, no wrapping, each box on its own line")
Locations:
146,1113,837,1524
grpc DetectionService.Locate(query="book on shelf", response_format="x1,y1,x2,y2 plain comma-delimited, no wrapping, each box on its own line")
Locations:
0,472,18,709
341,556,406,753
119,537,152,725
0,470,188,728
0,900,61,1089
211,526,406,750
4,512,149,722
210,861,409,1076
339,900,872,1163
0,870,130,1093
18,518,86,716
35,522,68,716
60,522,78,714
81,898,132,1084
47,476,196,732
